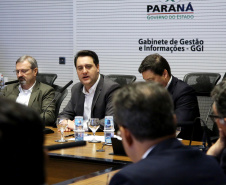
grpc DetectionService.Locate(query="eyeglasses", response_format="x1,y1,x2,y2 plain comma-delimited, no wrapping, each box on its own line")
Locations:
14,69,31,75
208,114,226,125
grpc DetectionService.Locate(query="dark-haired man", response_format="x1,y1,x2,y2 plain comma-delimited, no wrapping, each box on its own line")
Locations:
59,50,120,130
138,53,202,140
2,55,55,126
0,97,46,184
109,82,226,185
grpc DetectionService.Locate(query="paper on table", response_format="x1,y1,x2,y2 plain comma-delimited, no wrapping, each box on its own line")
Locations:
68,135,105,142
68,135,122,142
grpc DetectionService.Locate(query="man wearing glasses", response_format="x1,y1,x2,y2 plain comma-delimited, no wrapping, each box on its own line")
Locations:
1,55,55,126
207,81,226,175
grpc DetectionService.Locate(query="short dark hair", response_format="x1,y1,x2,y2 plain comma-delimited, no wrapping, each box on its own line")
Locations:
211,81,226,116
138,53,171,76
74,50,99,68
113,82,175,141
0,97,45,184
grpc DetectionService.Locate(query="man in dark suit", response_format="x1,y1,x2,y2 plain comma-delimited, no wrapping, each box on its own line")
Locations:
2,55,55,126
109,82,226,185
207,81,226,175
138,53,202,140
59,50,120,130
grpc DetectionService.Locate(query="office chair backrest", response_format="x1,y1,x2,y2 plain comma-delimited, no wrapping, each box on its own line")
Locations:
223,72,226,81
183,72,221,96
52,84,68,124
36,73,57,86
183,72,221,130
105,74,136,86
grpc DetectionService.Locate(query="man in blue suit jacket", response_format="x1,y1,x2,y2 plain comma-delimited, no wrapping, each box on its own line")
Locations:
110,82,226,185
138,53,202,140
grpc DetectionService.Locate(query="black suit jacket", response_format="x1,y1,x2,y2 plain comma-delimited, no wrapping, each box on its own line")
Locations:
168,76,202,140
110,138,226,185
59,74,120,128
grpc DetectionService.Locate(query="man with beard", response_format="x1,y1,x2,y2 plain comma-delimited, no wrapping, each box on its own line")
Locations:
1,55,55,126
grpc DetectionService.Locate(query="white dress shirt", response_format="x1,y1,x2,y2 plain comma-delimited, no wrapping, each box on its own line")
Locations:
82,74,100,130
16,81,36,106
141,145,156,159
165,76,172,89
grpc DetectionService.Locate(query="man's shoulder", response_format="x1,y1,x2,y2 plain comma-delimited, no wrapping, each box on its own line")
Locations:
113,146,225,184
171,76,195,94
38,82,54,90
2,83,18,92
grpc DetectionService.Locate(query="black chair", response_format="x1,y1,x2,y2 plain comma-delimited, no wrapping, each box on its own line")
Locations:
183,72,221,144
105,74,136,86
52,84,68,125
36,73,57,86
223,73,226,81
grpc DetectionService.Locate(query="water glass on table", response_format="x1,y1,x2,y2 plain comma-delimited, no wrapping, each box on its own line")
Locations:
55,118,68,143
88,118,101,143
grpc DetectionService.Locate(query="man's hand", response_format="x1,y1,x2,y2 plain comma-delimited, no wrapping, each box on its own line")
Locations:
207,128,226,157
64,120,75,132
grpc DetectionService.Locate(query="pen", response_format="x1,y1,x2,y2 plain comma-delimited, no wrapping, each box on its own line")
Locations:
65,134,74,137
65,133,91,137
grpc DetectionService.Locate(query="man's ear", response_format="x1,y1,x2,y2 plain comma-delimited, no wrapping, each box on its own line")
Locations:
120,126,133,147
163,69,169,79
33,68,38,76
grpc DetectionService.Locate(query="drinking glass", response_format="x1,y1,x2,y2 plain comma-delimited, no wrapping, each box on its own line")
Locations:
176,127,181,137
55,118,68,142
88,118,101,143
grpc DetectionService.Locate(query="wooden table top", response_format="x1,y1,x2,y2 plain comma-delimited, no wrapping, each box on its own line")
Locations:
45,127,202,163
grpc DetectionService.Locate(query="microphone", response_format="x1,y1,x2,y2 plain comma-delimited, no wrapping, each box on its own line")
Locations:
42,80,73,129
46,141,86,151
5,80,19,85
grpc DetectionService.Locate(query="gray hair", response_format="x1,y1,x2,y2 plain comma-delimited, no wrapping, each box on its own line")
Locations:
16,55,38,73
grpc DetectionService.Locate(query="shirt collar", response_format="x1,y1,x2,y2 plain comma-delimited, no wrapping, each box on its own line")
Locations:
82,74,100,94
18,81,36,93
165,76,172,89
141,145,156,159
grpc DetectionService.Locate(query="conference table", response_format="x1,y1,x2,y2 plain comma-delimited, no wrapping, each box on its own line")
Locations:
45,127,203,185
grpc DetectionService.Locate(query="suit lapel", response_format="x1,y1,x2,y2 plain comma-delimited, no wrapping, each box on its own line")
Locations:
91,75,103,117
9,84,20,101
28,82,40,107
76,87,85,116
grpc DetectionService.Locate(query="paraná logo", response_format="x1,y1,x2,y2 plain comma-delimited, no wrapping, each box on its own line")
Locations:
160,0,181,4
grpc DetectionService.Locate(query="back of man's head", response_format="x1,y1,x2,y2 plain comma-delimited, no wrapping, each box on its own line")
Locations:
0,97,45,184
113,82,176,141
138,53,171,76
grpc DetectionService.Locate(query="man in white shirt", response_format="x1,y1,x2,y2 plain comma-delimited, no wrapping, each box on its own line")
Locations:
2,55,55,126
109,82,226,185
59,50,120,130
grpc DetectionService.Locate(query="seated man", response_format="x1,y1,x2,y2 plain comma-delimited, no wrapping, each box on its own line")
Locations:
0,97,46,184
207,81,226,175
138,53,202,140
109,82,226,185
2,55,55,126
59,50,120,130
